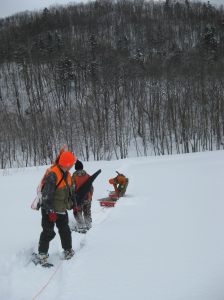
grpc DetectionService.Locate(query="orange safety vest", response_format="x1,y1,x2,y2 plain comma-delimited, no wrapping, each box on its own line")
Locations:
109,175,127,186
73,171,92,200
39,165,73,212
109,175,127,195
50,165,72,188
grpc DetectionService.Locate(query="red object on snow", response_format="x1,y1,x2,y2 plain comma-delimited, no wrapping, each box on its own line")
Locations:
98,197,117,207
108,192,119,200
100,200,116,207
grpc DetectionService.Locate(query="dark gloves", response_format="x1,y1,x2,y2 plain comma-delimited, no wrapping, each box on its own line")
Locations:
48,210,57,222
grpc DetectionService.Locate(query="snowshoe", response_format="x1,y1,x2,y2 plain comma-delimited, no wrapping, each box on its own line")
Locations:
63,249,75,260
32,253,54,268
72,224,87,234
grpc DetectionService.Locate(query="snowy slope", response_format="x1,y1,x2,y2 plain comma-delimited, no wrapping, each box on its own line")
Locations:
0,151,224,300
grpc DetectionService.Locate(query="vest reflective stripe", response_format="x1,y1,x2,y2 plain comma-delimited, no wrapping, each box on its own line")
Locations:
50,165,72,189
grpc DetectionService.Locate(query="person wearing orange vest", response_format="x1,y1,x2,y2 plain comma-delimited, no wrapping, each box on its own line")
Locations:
109,172,129,197
72,160,93,233
37,151,76,265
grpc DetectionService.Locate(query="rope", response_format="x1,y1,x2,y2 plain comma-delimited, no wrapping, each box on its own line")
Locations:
32,260,63,300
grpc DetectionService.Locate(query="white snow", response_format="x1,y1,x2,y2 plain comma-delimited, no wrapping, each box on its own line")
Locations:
0,150,224,300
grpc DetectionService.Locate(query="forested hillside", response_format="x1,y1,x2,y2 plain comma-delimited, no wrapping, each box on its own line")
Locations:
0,0,223,167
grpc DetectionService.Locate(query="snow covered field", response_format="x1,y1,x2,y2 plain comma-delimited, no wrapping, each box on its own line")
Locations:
0,150,224,300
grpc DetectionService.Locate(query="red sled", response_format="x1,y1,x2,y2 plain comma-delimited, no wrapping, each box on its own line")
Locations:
108,191,119,200
98,197,117,207
100,201,116,207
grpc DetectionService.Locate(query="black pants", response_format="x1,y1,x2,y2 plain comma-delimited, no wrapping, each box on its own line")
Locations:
38,209,72,253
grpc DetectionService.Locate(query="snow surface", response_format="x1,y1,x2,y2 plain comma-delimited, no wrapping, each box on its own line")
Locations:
0,151,224,300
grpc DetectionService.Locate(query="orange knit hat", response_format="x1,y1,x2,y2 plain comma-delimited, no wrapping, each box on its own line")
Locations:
59,151,76,168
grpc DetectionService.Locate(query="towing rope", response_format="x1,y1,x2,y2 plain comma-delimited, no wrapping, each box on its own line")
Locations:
32,261,63,300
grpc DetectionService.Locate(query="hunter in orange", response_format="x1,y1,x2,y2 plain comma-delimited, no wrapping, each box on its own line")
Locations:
109,171,129,197
36,149,77,265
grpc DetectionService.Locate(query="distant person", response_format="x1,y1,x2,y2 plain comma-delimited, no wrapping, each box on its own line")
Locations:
109,171,129,197
72,160,94,233
36,151,76,265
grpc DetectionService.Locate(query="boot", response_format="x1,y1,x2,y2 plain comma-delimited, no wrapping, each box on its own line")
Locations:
64,249,75,260
36,253,49,265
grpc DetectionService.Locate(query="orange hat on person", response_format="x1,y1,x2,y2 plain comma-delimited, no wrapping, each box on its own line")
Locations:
59,151,76,168
117,175,126,185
